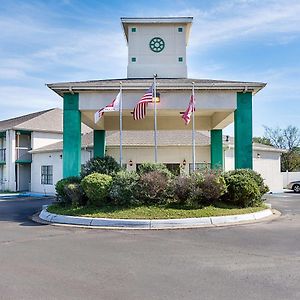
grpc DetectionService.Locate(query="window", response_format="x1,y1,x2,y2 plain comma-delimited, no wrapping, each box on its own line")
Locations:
131,57,136,62
131,27,136,32
189,163,211,174
165,164,180,176
178,27,183,32
178,57,183,62
41,165,53,185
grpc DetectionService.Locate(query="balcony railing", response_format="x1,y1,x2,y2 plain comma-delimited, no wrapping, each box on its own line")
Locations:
0,148,5,162
16,147,32,162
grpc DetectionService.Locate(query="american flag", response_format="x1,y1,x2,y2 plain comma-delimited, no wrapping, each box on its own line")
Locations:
133,84,154,120
94,92,121,123
182,95,195,125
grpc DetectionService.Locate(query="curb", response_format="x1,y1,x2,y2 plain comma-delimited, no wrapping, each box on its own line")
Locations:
38,207,276,229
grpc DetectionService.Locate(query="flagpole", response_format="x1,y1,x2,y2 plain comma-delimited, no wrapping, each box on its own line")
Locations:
192,82,196,172
154,74,158,163
119,81,123,167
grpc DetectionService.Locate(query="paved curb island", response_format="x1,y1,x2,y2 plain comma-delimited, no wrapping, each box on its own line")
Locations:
38,207,276,229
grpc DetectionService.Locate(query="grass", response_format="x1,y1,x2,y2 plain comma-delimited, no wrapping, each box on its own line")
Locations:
47,202,267,219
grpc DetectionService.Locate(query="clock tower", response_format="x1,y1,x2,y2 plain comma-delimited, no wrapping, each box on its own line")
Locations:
121,17,193,78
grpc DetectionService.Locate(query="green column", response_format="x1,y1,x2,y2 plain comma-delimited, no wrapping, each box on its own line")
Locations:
211,129,223,169
234,92,253,169
63,93,81,178
94,130,106,158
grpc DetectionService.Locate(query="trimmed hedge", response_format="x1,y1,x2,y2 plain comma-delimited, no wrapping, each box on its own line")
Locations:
64,183,87,207
224,174,261,207
81,156,121,178
55,176,81,204
137,162,173,179
81,173,112,206
225,169,269,196
109,171,140,206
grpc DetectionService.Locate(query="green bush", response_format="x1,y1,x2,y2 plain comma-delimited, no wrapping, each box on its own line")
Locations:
137,171,173,205
55,176,81,204
81,173,113,206
80,156,121,178
224,173,261,207
225,169,269,196
64,183,87,207
137,163,173,179
109,171,140,206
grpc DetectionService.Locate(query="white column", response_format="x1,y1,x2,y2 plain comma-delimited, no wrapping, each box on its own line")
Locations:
6,130,16,191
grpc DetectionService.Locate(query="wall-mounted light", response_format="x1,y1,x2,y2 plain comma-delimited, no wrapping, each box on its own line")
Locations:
257,153,261,159
225,135,229,142
60,154,63,159
183,159,186,166
152,92,160,103
129,159,133,166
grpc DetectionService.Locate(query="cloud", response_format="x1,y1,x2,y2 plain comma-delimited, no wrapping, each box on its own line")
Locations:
180,0,300,51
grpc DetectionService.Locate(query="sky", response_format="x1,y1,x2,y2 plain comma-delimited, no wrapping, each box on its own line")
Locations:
0,0,299,136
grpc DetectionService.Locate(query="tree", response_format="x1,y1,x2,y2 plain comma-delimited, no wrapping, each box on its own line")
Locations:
263,125,300,171
252,137,272,146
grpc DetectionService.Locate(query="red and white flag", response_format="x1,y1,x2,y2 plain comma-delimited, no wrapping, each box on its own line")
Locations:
94,92,121,123
133,84,154,120
182,95,195,125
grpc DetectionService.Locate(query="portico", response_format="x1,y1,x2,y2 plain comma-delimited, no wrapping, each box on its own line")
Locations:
47,17,266,178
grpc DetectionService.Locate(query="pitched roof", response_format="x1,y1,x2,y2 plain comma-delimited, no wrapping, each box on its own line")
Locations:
47,78,266,96
0,108,91,133
30,131,283,154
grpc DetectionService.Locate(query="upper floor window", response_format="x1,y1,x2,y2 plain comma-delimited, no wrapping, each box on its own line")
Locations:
131,27,137,32
178,27,183,32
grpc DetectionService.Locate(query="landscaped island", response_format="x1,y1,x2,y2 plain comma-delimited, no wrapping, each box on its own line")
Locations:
48,156,269,219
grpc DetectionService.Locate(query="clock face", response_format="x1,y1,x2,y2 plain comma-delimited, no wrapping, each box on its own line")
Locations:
149,37,165,53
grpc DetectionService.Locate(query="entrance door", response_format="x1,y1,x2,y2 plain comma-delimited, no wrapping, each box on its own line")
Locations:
18,164,31,191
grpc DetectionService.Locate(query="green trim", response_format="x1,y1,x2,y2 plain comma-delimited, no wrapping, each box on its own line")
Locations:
63,93,81,178
16,130,31,136
0,161,5,165
15,160,32,164
149,37,165,53
94,130,106,158
0,132,6,138
211,129,223,169
234,92,253,169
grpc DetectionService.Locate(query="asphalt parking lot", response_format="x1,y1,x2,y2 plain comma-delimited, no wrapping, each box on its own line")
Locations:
0,193,299,300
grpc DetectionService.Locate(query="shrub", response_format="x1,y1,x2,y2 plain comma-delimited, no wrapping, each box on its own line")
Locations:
172,175,192,205
109,171,140,206
64,183,87,207
80,156,121,178
224,173,261,207
137,163,173,179
81,173,113,206
137,171,173,205
188,171,227,206
55,176,81,204
225,169,269,196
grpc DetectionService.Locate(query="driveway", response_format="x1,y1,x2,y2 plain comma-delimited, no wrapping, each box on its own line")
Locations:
0,193,299,300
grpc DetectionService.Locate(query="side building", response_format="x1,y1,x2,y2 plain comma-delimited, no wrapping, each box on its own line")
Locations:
0,108,89,192
30,130,284,194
